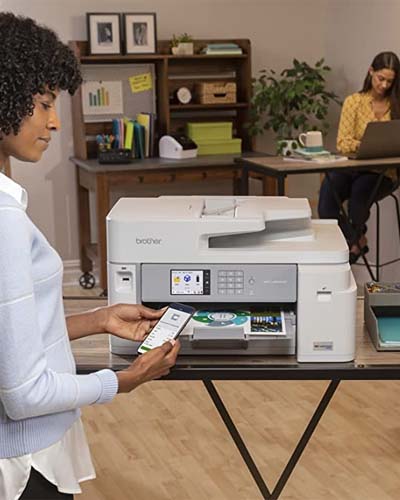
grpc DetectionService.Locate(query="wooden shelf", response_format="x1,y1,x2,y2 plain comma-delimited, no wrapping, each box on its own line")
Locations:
80,54,164,64
167,54,247,60
170,102,249,110
70,38,253,156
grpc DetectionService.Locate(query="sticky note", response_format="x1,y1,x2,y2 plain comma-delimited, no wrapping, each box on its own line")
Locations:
129,73,153,93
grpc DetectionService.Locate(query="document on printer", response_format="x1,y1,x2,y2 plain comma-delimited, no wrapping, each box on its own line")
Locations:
188,310,287,336
249,310,286,336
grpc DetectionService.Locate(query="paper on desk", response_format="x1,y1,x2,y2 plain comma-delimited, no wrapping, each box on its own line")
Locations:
283,155,348,164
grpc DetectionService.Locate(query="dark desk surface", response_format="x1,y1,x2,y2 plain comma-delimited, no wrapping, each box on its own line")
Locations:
240,155,400,175
71,152,263,174
70,298,400,380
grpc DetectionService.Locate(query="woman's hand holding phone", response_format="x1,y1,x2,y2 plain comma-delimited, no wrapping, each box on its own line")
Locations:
116,339,180,393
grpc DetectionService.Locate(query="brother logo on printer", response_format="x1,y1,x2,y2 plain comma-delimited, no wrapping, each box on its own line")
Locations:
136,237,162,245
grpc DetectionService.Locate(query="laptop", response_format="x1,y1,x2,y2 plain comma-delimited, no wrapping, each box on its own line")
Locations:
349,119,400,159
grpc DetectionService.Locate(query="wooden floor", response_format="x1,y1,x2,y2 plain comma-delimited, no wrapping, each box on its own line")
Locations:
65,295,400,500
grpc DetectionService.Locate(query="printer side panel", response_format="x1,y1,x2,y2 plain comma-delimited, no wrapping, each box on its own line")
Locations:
297,264,357,362
108,262,141,354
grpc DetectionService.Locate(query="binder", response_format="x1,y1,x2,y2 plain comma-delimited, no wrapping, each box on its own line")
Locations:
124,120,134,150
137,112,151,157
133,121,145,159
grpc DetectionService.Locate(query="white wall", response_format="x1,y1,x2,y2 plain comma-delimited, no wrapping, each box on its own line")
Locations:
3,0,399,281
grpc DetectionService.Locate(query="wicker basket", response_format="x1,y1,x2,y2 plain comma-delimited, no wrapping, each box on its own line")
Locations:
196,82,237,104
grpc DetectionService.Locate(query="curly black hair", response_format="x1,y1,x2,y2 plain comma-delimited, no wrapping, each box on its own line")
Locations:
0,12,82,137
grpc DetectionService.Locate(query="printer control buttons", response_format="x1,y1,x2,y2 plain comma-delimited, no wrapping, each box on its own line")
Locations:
219,276,227,283
227,283,235,289
227,277,235,283
235,277,244,283
234,271,243,276
235,283,244,289
227,271,235,277
218,289,227,295
203,270,211,294
235,289,244,295
248,277,255,285
218,271,227,276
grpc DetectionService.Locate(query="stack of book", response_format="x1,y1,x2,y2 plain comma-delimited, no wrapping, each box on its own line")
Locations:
112,112,156,159
289,147,346,164
202,43,243,55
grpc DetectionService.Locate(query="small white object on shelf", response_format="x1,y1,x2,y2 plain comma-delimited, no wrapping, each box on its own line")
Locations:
159,134,198,159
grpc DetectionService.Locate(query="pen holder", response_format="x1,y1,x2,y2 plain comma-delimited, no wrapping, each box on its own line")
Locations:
98,148,133,164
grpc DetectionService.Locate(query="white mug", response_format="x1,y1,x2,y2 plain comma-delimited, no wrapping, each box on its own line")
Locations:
298,131,323,152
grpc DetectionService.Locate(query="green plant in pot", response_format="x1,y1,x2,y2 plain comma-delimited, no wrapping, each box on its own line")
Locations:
171,33,194,55
248,59,340,155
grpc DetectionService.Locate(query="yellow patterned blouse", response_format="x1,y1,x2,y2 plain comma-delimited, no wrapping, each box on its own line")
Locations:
337,91,395,179
337,91,391,154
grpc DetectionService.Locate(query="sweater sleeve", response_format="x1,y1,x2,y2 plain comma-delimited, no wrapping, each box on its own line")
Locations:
336,95,361,155
0,206,118,420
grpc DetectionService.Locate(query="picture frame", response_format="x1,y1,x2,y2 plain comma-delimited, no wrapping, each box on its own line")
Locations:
122,13,157,55
87,13,121,55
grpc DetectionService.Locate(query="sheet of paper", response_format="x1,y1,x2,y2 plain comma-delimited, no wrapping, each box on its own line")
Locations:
129,73,153,93
249,310,287,336
82,80,123,115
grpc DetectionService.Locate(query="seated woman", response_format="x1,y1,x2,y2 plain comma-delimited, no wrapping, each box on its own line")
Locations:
318,51,400,263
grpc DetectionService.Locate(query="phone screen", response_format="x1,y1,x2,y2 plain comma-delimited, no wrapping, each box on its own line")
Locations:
137,304,194,354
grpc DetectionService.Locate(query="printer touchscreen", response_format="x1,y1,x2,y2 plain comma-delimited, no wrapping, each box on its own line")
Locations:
171,270,210,295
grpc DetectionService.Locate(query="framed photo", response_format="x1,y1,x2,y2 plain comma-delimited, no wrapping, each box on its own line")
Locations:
87,13,121,55
123,13,157,54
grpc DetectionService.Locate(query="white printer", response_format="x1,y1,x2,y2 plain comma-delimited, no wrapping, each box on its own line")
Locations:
106,196,357,362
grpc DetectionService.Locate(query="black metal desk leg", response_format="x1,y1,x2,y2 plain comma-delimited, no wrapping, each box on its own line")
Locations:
270,379,340,499
203,380,271,499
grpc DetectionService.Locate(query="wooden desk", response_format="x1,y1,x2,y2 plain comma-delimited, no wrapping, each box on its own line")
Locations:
69,297,400,499
71,154,263,291
240,155,400,195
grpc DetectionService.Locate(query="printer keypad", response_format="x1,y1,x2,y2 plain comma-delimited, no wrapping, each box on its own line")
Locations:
218,270,244,295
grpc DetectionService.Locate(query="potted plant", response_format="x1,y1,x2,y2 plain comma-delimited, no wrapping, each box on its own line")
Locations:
171,33,194,55
248,59,340,155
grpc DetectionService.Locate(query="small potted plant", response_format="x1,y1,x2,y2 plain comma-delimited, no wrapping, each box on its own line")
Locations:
171,33,194,55
248,59,340,155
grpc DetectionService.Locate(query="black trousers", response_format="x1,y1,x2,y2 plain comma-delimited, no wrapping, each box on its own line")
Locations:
318,171,394,243
19,467,73,500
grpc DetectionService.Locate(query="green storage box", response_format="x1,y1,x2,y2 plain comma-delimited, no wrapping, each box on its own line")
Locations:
187,122,233,141
195,138,242,156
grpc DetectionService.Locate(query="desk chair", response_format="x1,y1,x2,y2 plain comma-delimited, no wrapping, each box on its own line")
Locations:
357,182,400,281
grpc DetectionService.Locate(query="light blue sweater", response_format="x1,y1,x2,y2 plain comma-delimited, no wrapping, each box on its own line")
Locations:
0,188,118,458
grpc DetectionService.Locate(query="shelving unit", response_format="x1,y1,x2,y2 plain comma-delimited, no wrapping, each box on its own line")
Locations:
69,39,253,159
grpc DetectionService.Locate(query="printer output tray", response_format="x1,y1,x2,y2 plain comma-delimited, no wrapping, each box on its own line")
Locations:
110,312,296,356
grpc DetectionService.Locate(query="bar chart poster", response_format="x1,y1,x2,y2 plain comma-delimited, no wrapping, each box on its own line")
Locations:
82,80,123,116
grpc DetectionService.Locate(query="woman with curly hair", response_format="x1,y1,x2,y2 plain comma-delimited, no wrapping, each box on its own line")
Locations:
0,13,180,500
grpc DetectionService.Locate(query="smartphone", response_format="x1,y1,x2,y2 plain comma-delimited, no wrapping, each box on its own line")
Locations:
137,302,196,354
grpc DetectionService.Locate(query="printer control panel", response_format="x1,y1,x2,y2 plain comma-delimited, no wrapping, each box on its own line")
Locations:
141,264,297,303
217,270,244,296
